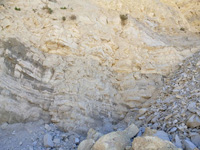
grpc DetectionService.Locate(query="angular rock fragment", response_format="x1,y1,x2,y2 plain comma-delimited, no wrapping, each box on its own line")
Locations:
174,134,182,148
186,115,200,128
43,133,54,147
183,140,197,150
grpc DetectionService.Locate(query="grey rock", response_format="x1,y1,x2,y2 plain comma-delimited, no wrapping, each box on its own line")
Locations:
191,133,200,147
29,147,34,150
174,134,182,148
169,127,177,133
187,102,196,113
43,133,54,147
153,131,170,141
183,140,197,150
44,124,51,131
53,138,60,144
1,123,8,129
75,137,80,144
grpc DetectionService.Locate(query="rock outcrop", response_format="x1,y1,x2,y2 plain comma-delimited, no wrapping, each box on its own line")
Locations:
0,0,200,137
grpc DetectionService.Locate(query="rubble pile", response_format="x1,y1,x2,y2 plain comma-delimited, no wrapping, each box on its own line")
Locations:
133,50,200,149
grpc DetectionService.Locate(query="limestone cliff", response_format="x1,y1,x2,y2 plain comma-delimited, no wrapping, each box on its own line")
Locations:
0,0,200,132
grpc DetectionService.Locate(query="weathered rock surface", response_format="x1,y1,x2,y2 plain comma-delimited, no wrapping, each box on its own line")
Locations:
92,123,139,150
0,0,200,149
78,139,95,150
132,136,181,150
0,0,200,133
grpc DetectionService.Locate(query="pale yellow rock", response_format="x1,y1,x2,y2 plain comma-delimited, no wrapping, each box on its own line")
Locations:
92,131,129,150
0,0,200,132
92,124,139,150
132,136,181,150
78,139,95,150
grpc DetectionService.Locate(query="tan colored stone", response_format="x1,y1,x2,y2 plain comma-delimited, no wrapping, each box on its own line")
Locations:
186,115,200,128
78,139,95,150
132,136,181,150
92,124,139,150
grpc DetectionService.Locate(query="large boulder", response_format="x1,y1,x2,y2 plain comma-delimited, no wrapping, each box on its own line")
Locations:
92,123,139,150
132,136,181,150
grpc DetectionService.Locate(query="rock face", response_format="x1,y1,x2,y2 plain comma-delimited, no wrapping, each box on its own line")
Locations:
0,0,200,133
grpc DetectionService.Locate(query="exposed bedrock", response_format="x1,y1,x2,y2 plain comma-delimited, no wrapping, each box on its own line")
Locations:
0,0,200,134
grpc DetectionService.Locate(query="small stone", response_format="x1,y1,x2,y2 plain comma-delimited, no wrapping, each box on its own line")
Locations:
19,142,23,146
1,123,8,129
45,124,51,131
153,130,170,141
186,115,200,128
191,133,200,147
138,116,145,120
165,114,173,120
174,134,182,148
29,147,34,150
188,102,197,113
32,141,37,145
124,123,139,139
125,145,132,150
138,108,148,115
43,133,54,147
78,139,95,150
169,127,177,133
53,138,60,144
183,140,197,150
176,95,183,99
75,137,80,144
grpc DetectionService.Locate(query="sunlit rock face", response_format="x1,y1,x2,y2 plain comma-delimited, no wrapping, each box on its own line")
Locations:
0,0,199,133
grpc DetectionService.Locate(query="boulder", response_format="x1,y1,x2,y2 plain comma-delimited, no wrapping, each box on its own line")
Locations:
132,136,181,150
92,123,139,150
92,131,129,150
78,139,95,150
